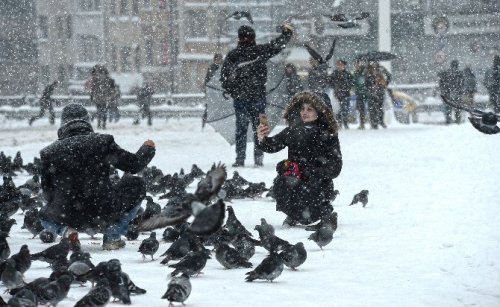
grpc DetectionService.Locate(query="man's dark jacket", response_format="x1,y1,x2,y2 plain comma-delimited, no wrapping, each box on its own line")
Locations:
39,121,155,229
330,69,353,101
220,30,292,100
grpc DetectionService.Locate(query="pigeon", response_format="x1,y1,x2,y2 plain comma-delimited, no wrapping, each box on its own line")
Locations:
69,260,94,285
105,260,131,304
0,231,10,260
74,277,112,307
160,230,204,265
279,242,307,270
257,218,275,236
225,10,253,24
245,252,284,282
138,163,227,236
0,218,16,233
9,244,31,275
142,196,161,221
215,242,253,269
30,237,71,265
308,226,334,249
304,39,336,65
162,227,181,243
168,249,212,277
7,288,38,307
349,190,369,207
254,225,290,252
244,182,268,199
138,232,160,260
39,230,56,243
121,270,147,295
225,206,253,237
231,171,250,186
162,273,191,306
22,208,44,238
12,151,23,171
1,259,25,290
324,12,370,28
231,233,258,261
305,211,338,232
125,223,140,240
38,274,73,306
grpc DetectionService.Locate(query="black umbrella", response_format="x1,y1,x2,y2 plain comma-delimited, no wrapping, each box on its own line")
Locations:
356,51,396,62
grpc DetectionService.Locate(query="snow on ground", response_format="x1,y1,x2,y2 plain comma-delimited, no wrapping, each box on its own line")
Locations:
1,116,500,306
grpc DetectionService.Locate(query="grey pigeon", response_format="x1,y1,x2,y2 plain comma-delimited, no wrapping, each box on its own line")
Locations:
279,242,307,270
38,274,73,306
258,218,275,236
21,208,44,238
7,288,38,307
74,277,112,307
160,231,204,265
245,252,284,282
254,225,290,252
225,10,253,24
121,271,147,295
231,233,258,261
9,244,31,275
168,249,212,277
1,259,25,290
305,211,338,232
162,227,180,243
39,230,56,243
215,242,253,269
0,231,10,260
0,218,17,233
142,196,161,221
138,232,159,260
308,226,334,249
225,206,253,237
162,273,191,306
349,190,369,207
30,237,71,265
105,260,131,304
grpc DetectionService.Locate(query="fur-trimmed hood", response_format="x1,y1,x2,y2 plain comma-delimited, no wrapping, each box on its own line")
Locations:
283,92,339,134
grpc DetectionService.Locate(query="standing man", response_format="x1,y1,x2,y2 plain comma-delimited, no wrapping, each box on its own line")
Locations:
220,23,293,167
365,62,391,129
204,53,224,87
29,81,58,126
90,65,115,129
135,83,155,126
484,55,500,113
462,66,476,108
330,60,353,129
438,60,465,124
307,57,329,94
352,59,369,129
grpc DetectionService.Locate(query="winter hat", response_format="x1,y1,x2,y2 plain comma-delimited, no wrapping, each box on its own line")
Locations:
238,25,256,40
60,104,90,127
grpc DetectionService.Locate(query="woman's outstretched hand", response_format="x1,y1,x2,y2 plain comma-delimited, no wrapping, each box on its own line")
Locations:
257,124,270,142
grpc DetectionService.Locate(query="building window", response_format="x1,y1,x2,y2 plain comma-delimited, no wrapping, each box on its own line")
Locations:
39,16,48,39
78,35,101,62
120,0,128,15
185,10,208,37
132,0,139,14
145,39,153,65
111,45,118,71
66,16,72,38
144,0,151,9
120,46,132,72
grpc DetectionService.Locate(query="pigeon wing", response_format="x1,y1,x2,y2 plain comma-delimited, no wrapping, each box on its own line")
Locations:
325,38,337,62
304,44,324,64
138,202,192,232
189,199,226,235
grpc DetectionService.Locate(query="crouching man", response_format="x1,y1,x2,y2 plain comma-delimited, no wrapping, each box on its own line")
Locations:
39,103,156,250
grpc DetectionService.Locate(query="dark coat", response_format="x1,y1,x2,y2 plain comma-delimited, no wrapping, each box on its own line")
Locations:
463,68,477,95
307,65,329,93
439,67,465,100
90,76,116,107
39,121,155,230
330,69,353,100
220,31,292,100
40,82,58,108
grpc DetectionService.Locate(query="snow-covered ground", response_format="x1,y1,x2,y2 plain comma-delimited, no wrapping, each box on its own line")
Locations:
1,116,499,306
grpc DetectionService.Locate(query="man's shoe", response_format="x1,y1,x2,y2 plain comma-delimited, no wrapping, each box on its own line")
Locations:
102,239,126,250
232,161,244,167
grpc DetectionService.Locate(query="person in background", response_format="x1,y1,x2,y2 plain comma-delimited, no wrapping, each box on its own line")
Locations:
330,59,353,129
365,62,391,129
284,63,303,103
483,55,500,113
39,103,156,250
256,92,342,228
204,53,224,87
307,57,329,94
135,83,155,126
108,82,121,123
352,59,369,129
220,23,293,167
29,81,58,126
462,66,477,109
90,65,116,129
438,60,465,124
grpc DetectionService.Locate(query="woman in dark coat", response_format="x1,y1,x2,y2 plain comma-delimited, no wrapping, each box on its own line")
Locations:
256,92,342,226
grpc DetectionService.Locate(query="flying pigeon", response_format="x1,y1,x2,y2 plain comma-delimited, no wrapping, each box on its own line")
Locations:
441,95,500,134
225,11,254,24
304,39,337,66
325,12,370,28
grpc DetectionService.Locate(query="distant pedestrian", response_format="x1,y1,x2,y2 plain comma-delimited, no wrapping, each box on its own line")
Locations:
135,84,154,126
90,65,116,129
284,63,303,102
108,82,121,123
483,55,500,113
29,81,58,126
352,60,369,129
204,53,224,87
365,62,391,129
462,66,476,108
330,60,353,129
438,60,465,124
307,58,329,94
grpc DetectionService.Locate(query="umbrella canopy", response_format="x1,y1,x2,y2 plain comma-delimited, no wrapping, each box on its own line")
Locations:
356,51,396,62
203,61,288,145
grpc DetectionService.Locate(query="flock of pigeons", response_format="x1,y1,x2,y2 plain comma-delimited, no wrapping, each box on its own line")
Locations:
0,151,370,306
